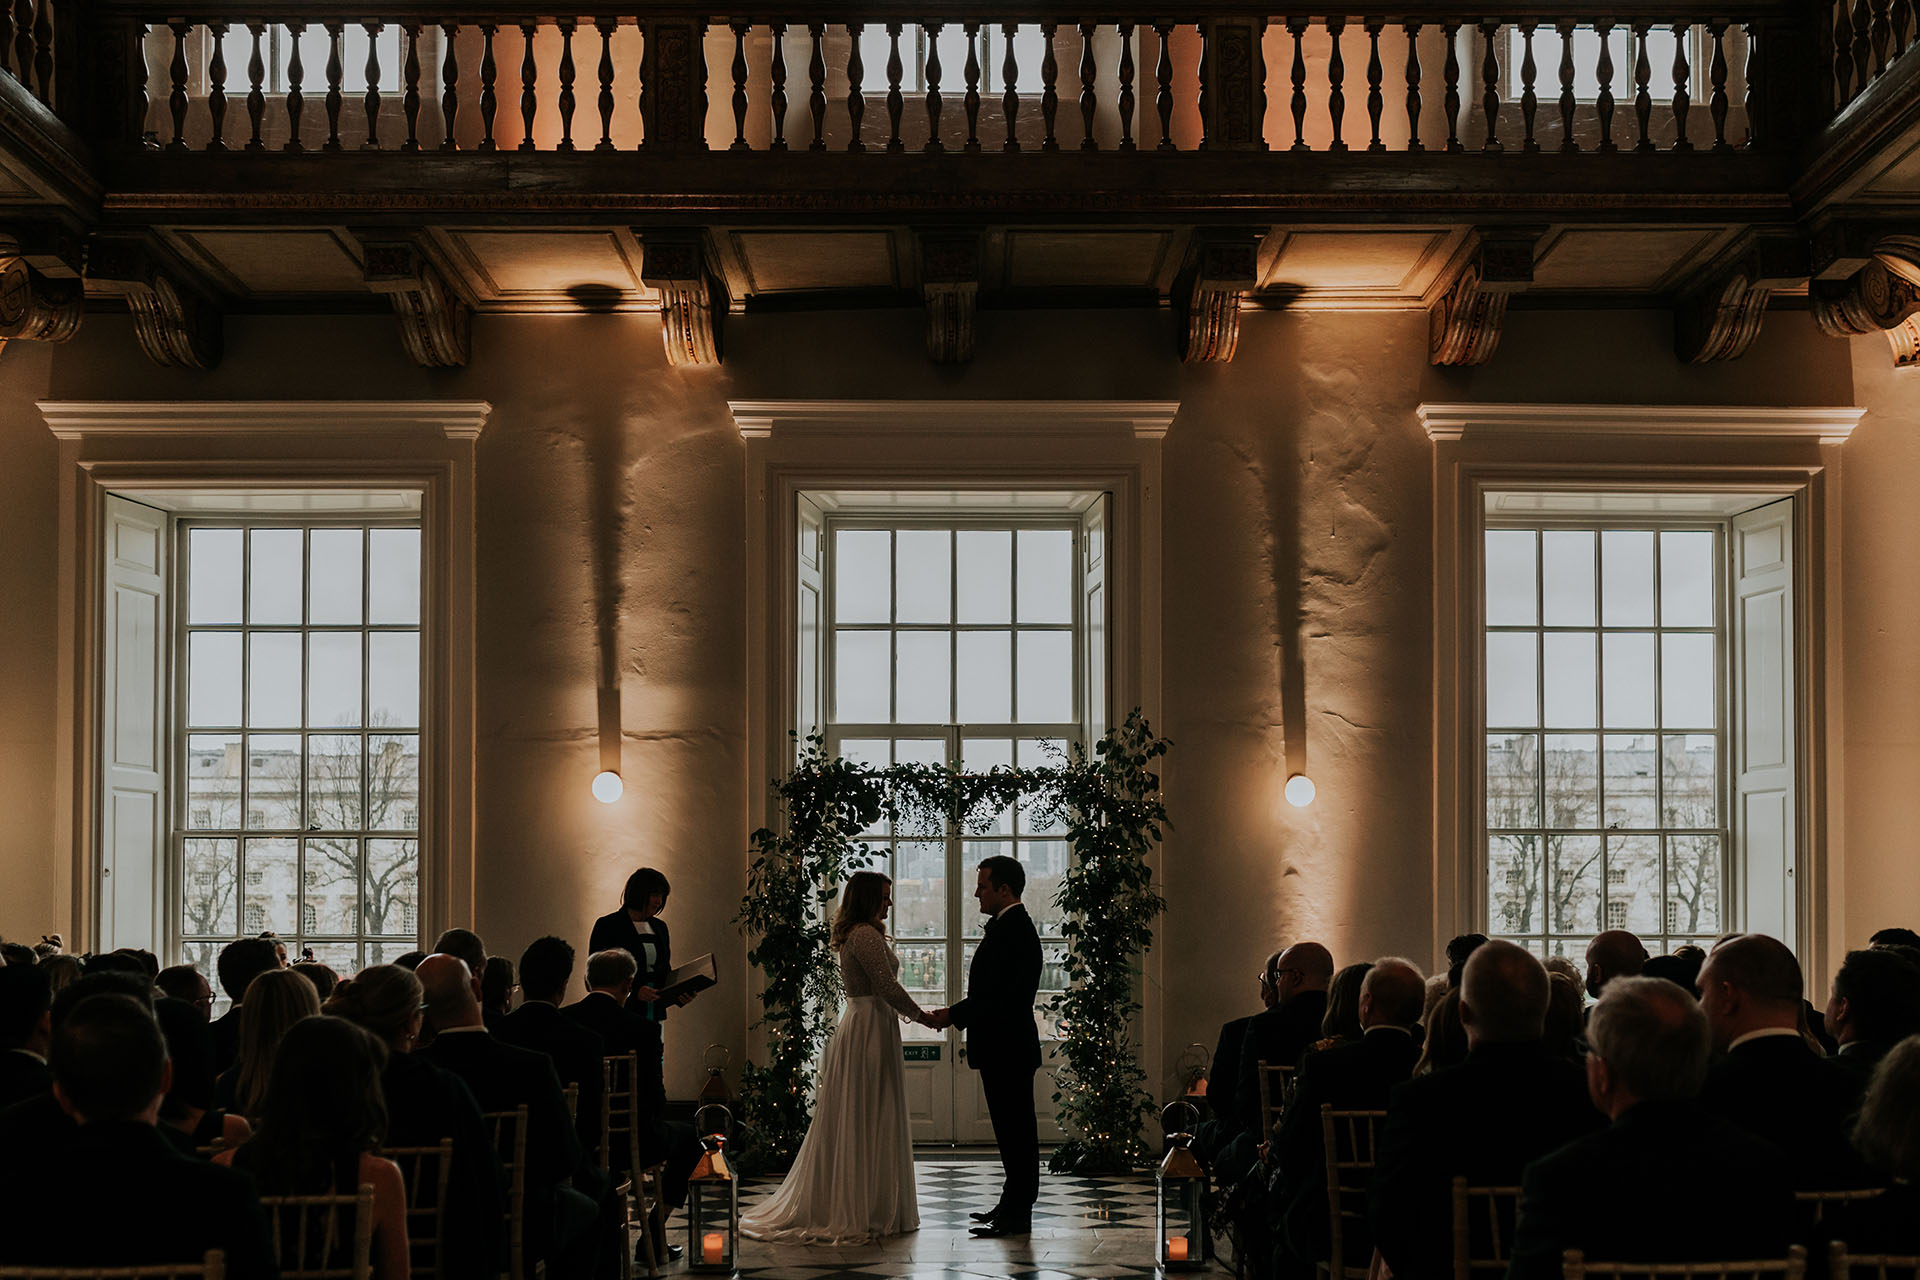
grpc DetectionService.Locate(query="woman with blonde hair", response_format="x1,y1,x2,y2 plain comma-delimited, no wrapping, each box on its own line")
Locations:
743,869,937,1243
216,966,322,1120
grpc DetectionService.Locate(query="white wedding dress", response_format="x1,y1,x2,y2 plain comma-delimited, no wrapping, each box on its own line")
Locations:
740,923,923,1244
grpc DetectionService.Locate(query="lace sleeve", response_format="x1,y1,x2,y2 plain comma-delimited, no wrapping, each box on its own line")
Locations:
846,925,926,1023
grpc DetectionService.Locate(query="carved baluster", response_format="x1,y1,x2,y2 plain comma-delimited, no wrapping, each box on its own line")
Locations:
1834,0,1856,103
1894,0,1913,57
246,23,266,150
1633,22,1652,152
1404,21,1423,151
364,23,383,149
965,23,983,151
1155,22,1175,149
13,0,30,86
1670,23,1691,150
808,24,826,150
1326,18,1346,150
1197,25,1210,146
207,22,228,151
324,21,344,151
732,22,751,150
1080,22,1098,149
516,22,537,150
1744,20,1755,143
557,20,576,151
594,19,615,150
440,23,459,149
1479,20,1500,151
846,23,865,151
1557,19,1576,151
1519,23,1537,152
1708,20,1729,150
771,22,789,150
1118,23,1136,150
1,0,17,79
479,24,497,151
167,22,188,150
1595,20,1615,151
1289,18,1308,150
30,0,48,101
1361,19,1383,151
1002,22,1020,150
285,23,306,151
1853,0,1871,94
402,25,422,150
886,23,905,151
922,25,942,151
1872,0,1892,73
1040,22,1059,151
1443,21,1461,151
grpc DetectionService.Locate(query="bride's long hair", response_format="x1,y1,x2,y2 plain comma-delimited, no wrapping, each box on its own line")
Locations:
829,871,892,949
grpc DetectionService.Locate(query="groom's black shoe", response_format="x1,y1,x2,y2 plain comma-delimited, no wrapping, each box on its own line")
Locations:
970,1218,1032,1238
968,1207,1003,1223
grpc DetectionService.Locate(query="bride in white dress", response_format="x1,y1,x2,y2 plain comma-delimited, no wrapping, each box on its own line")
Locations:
741,870,937,1244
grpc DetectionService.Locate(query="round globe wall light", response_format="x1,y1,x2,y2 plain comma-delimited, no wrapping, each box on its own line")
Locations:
592,770,625,804
1284,774,1316,808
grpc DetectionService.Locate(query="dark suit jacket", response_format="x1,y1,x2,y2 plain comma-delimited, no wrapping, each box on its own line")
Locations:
588,910,674,1020
565,991,664,1109
1234,988,1331,1133
1207,1013,1256,1130
1700,1032,1874,1188
948,902,1043,1075
382,1048,508,1278
1507,1100,1797,1280
209,1006,243,1075
1369,1040,1604,1280
1831,1039,1894,1084
0,1049,50,1110
501,1000,607,1158
0,1120,277,1278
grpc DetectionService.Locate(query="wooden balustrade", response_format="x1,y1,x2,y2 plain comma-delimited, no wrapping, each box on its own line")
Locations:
1830,0,1918,113
0,0,58,109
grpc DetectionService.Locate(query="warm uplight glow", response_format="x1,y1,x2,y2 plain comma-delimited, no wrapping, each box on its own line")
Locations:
1284,774,1316,807
592,770,624,804
1168,1237,1190,1261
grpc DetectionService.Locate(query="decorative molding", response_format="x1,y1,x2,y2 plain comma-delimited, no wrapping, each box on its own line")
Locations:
640,232,724,366
1417,403,1864,446
918,230,979,365
1890,316,1920,367
85,236,222,370
0,254,80,349
728,400,1179,440
1428,229,1538,367
1174,231,1260,364
359,235,473,368
38,400,494,440
1673,233,1809,365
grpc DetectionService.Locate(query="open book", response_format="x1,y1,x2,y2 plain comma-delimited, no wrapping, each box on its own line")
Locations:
657,953,718,1002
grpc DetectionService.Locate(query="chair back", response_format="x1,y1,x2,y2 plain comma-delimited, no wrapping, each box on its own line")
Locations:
482,1106,532,1280
384,1138,454,1280
1320,1106,1387,1279
563,1082,579,1124
1561,1245,1808,1280
1828,1242,1920,1280
258,1183,375,1280
1255,1061,1296,1138
602,1051,643,1175
0,1252,226,1280
1797,1188,1886,1229
1450,1178,1522,1280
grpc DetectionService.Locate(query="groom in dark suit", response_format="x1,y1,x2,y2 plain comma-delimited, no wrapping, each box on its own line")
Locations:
936,854,1044,1238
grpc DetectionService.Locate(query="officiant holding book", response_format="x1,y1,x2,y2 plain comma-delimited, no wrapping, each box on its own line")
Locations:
590,867,699,1100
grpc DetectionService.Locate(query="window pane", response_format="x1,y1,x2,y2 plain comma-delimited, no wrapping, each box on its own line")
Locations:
1662,734,1717,827
961,738,1014,835
838,737,891,770
368,632,420,728
1601,530,1655,626
892,841,946,938
1660,531,1715,627
893,738,946,766
307,735,363,830
368,735,420,831
896,941,946,1041
1543,734,1600,828
364,838,419,937
1601,632,1655,727
304,837,361,933
895,530,952,624
1607,834,1662,933
1017,738,1067,834
956,631,1012,722
833,630,890,722
1666,835,1722,934
309,529,364,625
957,530,1013,624
367,529,421,624
188,633,243,728
182,838,238,937
249,632,304,727
1549,834,1603,933
1016,630,1073,723
1485,633,1538,728
1485,530,1537,626
1602,734,1658,828
1486,733,1539,829
188,528,244,624
834,529,892,624
243,836,298,934
1661,634,1715,728
186,735,241,830
1016,529,1073,624
1542,633,1597,728
246,734,302,830
248,529,305,624
1489,834,1541,934
1541,531,1596,627
1036,941,1068,1038
308,632,363,729
1020,839,1069,936
895,631,951,724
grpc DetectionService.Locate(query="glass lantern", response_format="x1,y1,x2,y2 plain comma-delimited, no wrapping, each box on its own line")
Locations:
699,1043,733,1105
1156,1102,1206,1273
687,1105,738,1276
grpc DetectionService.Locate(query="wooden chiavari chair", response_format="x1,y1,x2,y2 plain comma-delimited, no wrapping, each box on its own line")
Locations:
1561,1246,1808,1280
1256,1061,1297,1140
1318,1106,1388,1280
1450,1178,1523,1280
383,1138,454,1280
481,1105,535,1280
1828,1242,1920,1280
0,1254,226,1280
258,1183,375,1280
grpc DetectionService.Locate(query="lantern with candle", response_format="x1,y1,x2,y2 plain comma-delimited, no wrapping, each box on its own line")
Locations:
1155,1102,1206,1273
687,1105,739,1275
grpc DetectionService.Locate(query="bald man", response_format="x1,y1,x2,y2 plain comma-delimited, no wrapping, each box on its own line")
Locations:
1585,931,1649,1000
1370,941,1602,1280
1233,941,1335,1139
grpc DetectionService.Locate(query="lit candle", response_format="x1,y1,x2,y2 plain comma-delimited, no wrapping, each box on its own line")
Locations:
702,1232,725,1265
1167,1236,1189,1262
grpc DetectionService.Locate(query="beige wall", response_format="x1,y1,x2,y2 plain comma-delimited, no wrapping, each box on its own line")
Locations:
0,304,1900,1097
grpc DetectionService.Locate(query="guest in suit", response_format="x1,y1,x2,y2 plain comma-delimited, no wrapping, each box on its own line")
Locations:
211,936,282,1074
1584,929,1649,999
482,955,517,1021
216,967,322,1120
936,854,1044,1238
1444,933,1490,989
155,964,216,1018
501,936,607,1160
1235,942,1336,1137
153,995,251,1154
1370,941,1603,1280
1825,947,1920,1083
1541,973,1586,1062
0,963,53,1108
1834,1033,1920,1253
0,993,276,1277
0,972,154,1152
430,929,504,1034
1697,933,1874,1188
1198,950,1283,1156
1507,976,1797,1280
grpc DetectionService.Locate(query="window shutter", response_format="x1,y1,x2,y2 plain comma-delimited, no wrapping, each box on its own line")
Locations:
1080,495,1109,744
100,495,169,951
796,492,826,749
1731,498,1797,944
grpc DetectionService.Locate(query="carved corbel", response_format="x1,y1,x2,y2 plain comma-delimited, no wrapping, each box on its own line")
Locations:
639,233,725,367
1174,231,1260,364
918,231,979,365
358,236,472,368
0,231,82,351
1890,316,1920,367
1428,230,1537,367
86,236,222,370
1811,257,1920,339
1673,232,1809,364
1809,224,1920,366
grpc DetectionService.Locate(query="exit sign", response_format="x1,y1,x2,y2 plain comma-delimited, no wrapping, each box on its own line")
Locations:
903,1045,942,1062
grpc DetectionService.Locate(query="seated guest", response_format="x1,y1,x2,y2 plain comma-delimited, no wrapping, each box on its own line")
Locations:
1541,973,1586,1062
1412,988,1468,1077
1197,950,1282,1155
1832,1034,1920,1252
1584,930,1648,1000
217,967,322,1121
1370,941,1603,1280
1313,962,1373,1051
291,960,339,1003
211,936,282,1073
0,994,275,1278
153,995,251,1154
1825,948,1920,1081
1698,933,1873,1187
0,941,36,968
220,1016,410,1280
156,964,216,1018
1235,942,1335,1136
38,953,82,997
501,936,606,1158
1871,928,1920,951
327,963,507,1280
0,964,53,1107
0,972,155,1149
483,955,517,1020
431,929,504,1033
1542,955,1582,988
1506,977,1796,1280
392,950,428,971
1445,933,1489,989
1643,951,1703,993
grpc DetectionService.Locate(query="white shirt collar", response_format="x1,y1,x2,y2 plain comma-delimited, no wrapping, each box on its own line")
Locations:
1728,1026,1805,1051
993,901,1028,922
435,1023,490,1036
7,1048,47,1065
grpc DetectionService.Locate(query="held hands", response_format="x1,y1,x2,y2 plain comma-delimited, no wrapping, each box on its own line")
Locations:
922,1007,952,1030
